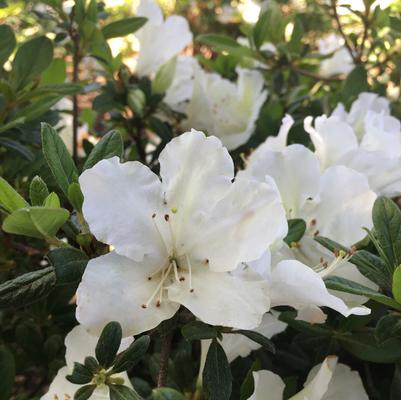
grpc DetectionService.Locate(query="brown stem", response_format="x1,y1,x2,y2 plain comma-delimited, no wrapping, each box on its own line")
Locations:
330,0,358,64
157,333,173,388
357,6,371,63
293,67,344,82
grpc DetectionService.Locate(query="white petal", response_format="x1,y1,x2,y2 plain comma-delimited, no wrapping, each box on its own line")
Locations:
304,115,358,169
248,370,285,400
136,0,163,25
310,166,376,245
220,313,287,362
190,176,287,271
290,356,337,400
76,252,180,336
168,268,270,330
243,144,320,218
80,157,166,263
158,130,235,257
305,363,368,400
269,260,370,320
65,325,133,367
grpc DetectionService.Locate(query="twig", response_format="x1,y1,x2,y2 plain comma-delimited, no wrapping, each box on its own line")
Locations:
293,67,344,82
157,333,173,388
357,6,371,63
330,0,358,64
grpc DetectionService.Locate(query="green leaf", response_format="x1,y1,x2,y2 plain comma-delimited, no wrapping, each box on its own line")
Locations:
197,34,256,58
152,388,185,400
287,16,304,53
0,137,34,160
41,122,79,196
83,130,123,171
324,276,401,311
284,219,306,245
239,360,261,400
102,17,148,39
393,265,401,304
68,183,84,213
230,330,275,353
0,25,16,68
0,346,15,400
10,36,54,91
152,57,177,95
0,177,29,213
48,247,88,285
84,356,100,374
29,176,49,206
74,384,97,400
181,321,218,341
314,236,349,254
43,192,61,208
342,66,368,100
376,313,401,343
41,58,67,85
253,11,270,49
66,362,93,384
373,196,401,271
12,94,63,122
109,385,143,400
2,206,69,239
338,332,401,363
0,267,56,308
112,335,150,374
96,321,122,368
203,339,232,400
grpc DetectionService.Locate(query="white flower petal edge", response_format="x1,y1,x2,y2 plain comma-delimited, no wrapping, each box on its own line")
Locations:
248,356,368,400
268,260,370,323
78,130,287,335
41,325,133,400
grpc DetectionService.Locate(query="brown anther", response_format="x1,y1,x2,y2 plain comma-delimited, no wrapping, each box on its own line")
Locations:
141,304,147,309
179,277,185,281
350,245,356,255
147,277,152,281
156,301,161,307
320,257,324,264
152,213,156,218
205,259,209,264
310,218,316,226
323,261,328,268
190,289,194,293
164,214,170,221
313,230,320,237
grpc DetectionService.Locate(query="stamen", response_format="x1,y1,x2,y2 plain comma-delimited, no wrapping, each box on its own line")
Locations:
151,213,169,254
172,258,181,283
186,254,194,293
141,264,172,308
165,213,177,250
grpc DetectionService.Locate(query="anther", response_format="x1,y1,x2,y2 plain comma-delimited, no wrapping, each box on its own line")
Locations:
310,219,316,226
313,230,320,237
164,214,170,221
152,213,156,218
190,289,194,293
156,300,161,307
141,304,147,309
148,277,152,281
179,277,185,281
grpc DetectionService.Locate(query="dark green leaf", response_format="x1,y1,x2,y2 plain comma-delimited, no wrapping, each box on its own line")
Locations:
68,183,84,213
373,197,401,271
48,247,89,285
74,384,97,400
112,335,150,374
203,339,232,400
96,321,122,368
253,11,270,49
29,176,49,206
0,137,34,160
287,16,304,53
230,330,275,354
0,346,15,400
339,332,401,363
0,25,16,68
66,362,93,384
109,385,143,400
284,219,306,245
391,364,401,400
152,388,185,400
197,34,255,58
393,265,401,304
102,17,148,39
0,267,56,308
239,360,261,400
10,36,54,90
83,130,123,171
342,66,368,100
0,176,29,213
314,236,349,253
181,321,218,341
376,313,401,343
41,122,79,196
84,356,100,374
324,276,401,311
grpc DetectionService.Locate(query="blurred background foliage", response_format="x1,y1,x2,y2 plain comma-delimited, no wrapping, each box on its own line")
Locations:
0,0,401,398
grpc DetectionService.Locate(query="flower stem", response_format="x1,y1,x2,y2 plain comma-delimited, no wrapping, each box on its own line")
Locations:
157,332,173,387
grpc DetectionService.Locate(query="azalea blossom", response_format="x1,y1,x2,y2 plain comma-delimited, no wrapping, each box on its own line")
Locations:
41,325,133,400
305,93,401,196
318,34,354,76
248,356,368,399
134,0,192,77
77,130,288,336
240,140,377,318
181,67,268,150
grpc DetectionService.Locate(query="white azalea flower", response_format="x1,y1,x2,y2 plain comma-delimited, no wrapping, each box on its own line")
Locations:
181,67,268,150
134,0,192,77
305,93,401,196
248,356,368,400
318,34,353,77
77,130,287,336
41,325,133,400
